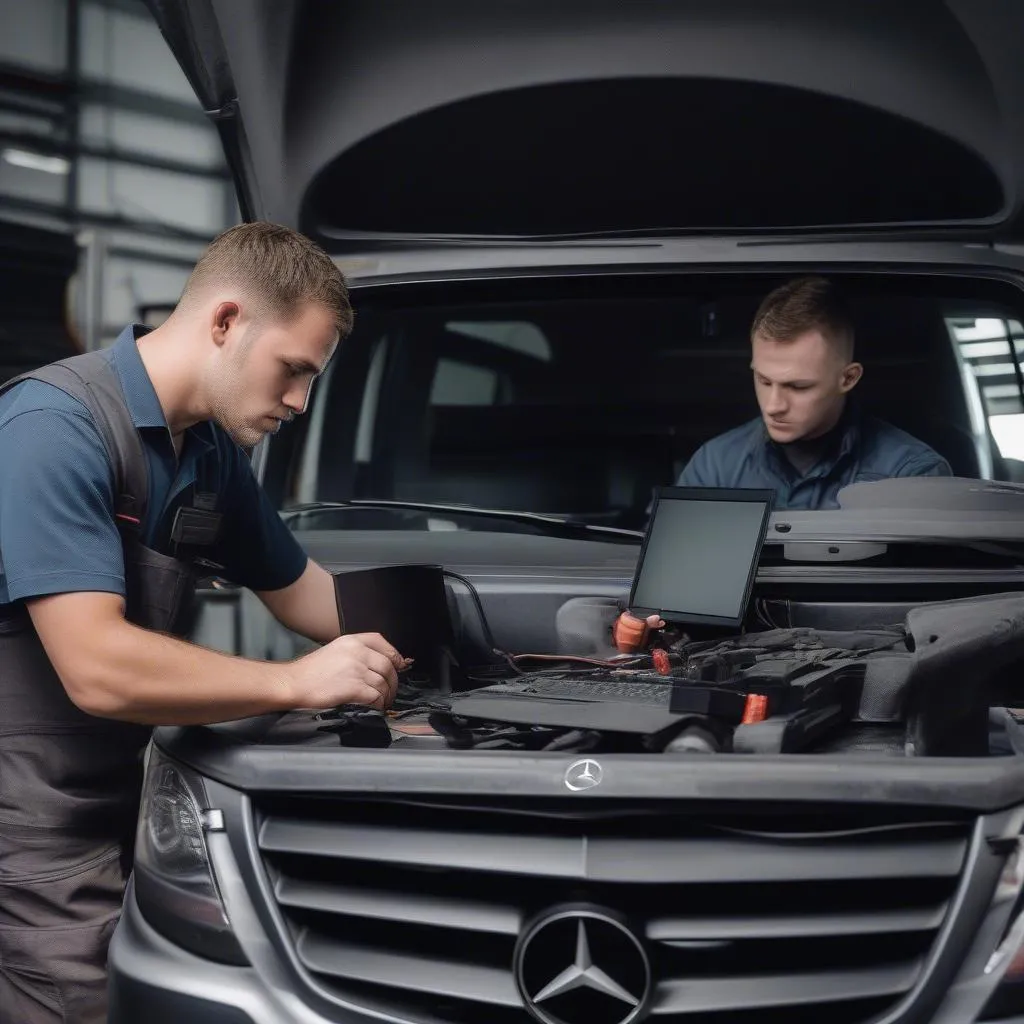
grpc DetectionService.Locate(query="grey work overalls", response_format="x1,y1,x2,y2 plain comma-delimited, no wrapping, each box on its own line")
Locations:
0,352,213,1023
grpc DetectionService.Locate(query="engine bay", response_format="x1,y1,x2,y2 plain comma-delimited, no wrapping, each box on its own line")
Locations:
202,483,1024,761
234,581,1024,760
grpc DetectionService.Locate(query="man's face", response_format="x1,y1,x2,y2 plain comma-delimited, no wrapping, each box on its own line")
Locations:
207,302,339,448
751,328,861,444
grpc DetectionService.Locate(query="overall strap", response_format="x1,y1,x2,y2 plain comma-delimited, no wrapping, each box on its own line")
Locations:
0,352,149,526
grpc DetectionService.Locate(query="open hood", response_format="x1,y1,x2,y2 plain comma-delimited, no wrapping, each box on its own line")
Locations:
145,0,1024,248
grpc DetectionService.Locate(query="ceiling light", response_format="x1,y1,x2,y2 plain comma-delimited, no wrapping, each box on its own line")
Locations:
2,148,70,175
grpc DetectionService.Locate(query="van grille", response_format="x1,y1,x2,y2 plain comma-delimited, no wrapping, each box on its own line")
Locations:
252,797,972,1024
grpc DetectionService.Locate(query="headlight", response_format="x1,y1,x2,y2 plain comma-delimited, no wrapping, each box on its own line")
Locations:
133,746,247,965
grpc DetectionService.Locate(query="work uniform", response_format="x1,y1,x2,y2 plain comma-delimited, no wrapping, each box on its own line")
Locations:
677,405,951,509
0,325,307,1024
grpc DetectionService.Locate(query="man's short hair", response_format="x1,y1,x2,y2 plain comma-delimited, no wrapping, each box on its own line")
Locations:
751,276,854,362
180,221,353,337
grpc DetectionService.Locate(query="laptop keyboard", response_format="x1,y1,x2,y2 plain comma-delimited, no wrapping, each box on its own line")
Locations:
490,674,674,706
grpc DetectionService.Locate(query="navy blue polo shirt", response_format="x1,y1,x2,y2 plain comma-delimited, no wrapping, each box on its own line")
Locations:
677,408,952,510
0,325,307,605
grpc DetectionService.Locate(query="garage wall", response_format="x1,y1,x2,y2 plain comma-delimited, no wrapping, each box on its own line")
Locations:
0,0,236,351
0,0,242,653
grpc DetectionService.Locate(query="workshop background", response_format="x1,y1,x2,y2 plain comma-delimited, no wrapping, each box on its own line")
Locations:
0,0,243,651
3,0,1024,449
6,0,1024,543
0,0,234,381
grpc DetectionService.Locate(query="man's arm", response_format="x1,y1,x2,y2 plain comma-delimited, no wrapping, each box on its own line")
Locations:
28,591,403,725
212,437,342,643
895,450,953,479
1,406,403,725
676,441,720,487
256,557,340,644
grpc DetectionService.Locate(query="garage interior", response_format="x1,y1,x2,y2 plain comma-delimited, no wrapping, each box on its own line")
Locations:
2,0,1024,450
0,0,234,377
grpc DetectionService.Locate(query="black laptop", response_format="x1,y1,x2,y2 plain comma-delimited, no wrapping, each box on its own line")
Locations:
449,487,779,736
627,486,775,630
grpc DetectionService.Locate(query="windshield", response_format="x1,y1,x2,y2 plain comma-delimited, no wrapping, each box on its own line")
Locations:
266,273,1024,536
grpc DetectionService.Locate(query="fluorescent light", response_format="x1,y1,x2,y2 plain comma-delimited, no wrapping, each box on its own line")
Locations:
982,385,1024,399
990,414,1024,461
2,148,70,175
959,340,1018,359
950,318,1007,342
972,362,1019,378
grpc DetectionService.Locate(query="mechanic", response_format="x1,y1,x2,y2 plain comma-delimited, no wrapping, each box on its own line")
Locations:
676,275,951,509
0,222,406,1024
613,276,953,655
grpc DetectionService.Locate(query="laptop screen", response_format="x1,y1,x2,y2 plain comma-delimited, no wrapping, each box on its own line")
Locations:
629,487,775,628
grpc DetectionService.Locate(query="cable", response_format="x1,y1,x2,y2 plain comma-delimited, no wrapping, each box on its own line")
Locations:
543,729,602,752
442,569,500,649
442,569,649,675
512,652,650,668
387,703,451,719
754,598,787,631
851,633,910,657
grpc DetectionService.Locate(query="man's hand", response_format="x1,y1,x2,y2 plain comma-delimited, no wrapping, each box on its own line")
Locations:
288,632,407,710
612,612,666,654
28,591,410,726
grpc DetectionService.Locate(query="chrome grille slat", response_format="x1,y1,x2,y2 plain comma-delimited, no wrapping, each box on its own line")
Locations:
259,818,966,881
274,877,521,935
296,931,522,1007
647,904,949,941
651,959,924,1015
261,819,580,876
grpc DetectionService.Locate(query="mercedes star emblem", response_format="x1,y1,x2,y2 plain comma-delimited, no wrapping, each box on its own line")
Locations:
564,758,603,792
515,907,651,1024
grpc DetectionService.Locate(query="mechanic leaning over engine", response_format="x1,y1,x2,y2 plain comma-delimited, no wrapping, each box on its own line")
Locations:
0,222,406,1024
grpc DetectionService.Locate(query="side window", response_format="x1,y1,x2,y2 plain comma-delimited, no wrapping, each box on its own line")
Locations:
446,320,551,361
292,355,337,504
430,359,499,406
354,335,389,462
291,333,388,505
948,317,1024,464
428,320,552,407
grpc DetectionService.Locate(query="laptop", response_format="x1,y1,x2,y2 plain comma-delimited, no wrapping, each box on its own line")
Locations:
628,485,775,630
448,488,784,738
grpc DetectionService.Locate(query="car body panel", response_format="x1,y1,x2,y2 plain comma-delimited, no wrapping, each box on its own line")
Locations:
144,0,1024,244
117,6,1024,1022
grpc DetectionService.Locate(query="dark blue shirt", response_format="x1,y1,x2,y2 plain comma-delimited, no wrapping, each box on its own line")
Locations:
0,325,307,605
677,409,952,510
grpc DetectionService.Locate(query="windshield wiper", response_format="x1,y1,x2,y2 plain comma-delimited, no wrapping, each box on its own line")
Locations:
282,499,644,544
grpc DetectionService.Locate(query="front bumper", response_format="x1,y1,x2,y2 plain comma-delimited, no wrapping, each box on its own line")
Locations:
108,744,1024,1024
110,881,394,1024
108,870,1024,1024
109,883,264,1024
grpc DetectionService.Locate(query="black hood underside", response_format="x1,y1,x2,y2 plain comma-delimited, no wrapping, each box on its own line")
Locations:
145,0,1024,247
